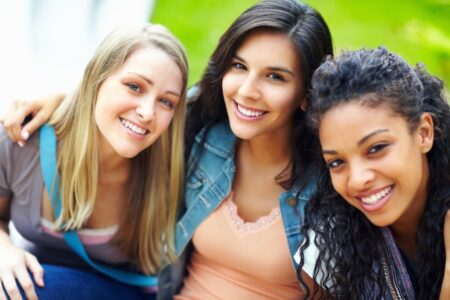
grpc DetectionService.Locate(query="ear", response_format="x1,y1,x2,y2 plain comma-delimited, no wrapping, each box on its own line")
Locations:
416,112,434,153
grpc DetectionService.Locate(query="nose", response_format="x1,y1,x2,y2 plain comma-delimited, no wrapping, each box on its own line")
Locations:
347,161,375,192
135,96,156,122
237,74,260,100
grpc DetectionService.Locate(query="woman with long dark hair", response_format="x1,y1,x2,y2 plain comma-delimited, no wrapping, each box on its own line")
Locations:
162,1,332,298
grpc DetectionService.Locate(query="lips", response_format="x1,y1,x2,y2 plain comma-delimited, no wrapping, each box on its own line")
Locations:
119,118,149,136
233,100,267,119
359,185,392,205
355,185,394,212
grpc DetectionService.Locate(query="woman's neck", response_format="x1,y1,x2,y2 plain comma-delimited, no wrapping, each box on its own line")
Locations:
86,141,131,228
389,160,430,259
389,200,425,259
98,141,130,186
232,130,293,222
391,227,418,259
235,133,293,192
237,130,292,167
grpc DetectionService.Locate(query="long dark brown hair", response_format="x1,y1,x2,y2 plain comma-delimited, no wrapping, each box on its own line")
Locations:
185,0,333,189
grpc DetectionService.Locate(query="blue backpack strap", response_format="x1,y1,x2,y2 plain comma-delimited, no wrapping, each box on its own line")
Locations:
39,124,158,287
63,232,158,287
39,124,62,217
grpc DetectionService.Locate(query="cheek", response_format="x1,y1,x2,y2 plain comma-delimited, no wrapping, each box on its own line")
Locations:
381,145,417,177
328,173,357,208
395,151,425,186
330,172,347,196
330,173,358,207
266,86,300,110
222,72,239,97
158,110,176,131
94,100,105,127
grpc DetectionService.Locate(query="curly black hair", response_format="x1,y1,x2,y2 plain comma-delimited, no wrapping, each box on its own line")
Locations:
298,47,450,299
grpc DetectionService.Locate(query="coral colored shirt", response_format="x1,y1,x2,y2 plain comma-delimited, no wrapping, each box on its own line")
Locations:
175,193,302,300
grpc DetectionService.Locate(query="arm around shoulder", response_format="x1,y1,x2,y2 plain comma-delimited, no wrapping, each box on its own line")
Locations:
0,93,66,145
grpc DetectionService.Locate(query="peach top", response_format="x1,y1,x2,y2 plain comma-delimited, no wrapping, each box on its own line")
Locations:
175,193,302,300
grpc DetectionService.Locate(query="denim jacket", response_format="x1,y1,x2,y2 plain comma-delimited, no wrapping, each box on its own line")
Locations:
157,121,316,299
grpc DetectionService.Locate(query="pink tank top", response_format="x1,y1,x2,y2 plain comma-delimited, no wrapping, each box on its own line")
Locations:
175,193,302,300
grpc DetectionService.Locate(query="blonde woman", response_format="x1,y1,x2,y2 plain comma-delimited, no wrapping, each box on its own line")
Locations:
0,23,187,299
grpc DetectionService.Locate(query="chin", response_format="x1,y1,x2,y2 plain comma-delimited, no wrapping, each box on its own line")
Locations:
229,124,257,140
230,130,255,141
364,214,395,228
115,147,142,159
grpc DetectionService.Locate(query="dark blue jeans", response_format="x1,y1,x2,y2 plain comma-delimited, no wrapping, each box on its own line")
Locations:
14,264,156,300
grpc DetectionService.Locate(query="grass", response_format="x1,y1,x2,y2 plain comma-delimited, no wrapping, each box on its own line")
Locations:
151,0,450,90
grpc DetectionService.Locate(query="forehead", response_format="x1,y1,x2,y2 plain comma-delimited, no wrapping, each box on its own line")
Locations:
319,102,408,144
114,45,183,89
236,30,301,69
122,45,175,69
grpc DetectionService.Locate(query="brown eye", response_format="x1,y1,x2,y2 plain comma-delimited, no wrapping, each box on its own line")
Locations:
267,73,285,82
327,159,343,169
368,143,388,154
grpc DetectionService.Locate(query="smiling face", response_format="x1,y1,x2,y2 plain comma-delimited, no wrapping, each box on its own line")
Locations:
221,30,304,142
319,101,434,231
95,45,183,159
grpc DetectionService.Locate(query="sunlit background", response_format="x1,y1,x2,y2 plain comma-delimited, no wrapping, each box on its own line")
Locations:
153,0,449,87
1,0,449,113
0,0,154,112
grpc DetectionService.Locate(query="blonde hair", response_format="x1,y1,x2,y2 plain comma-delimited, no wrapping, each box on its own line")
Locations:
49,23,188,274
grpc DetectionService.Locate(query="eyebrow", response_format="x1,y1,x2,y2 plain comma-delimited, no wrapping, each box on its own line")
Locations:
357,129,389,146
322,129,389,155
127,72,181,97
234,55,295,76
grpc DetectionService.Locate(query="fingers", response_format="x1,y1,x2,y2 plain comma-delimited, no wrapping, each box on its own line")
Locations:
1,94,64,147
14,266,38,300
20,113,47,145
24,253,44,288
1,100,21,143
0,249,42,300
0,272,22,300
1,100,36,145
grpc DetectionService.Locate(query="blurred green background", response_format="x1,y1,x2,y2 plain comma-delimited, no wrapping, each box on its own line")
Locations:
152,0,449,90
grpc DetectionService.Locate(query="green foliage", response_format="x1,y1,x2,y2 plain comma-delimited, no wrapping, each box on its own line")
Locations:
308,0,450,91
152,0,258,85
152,0,449,90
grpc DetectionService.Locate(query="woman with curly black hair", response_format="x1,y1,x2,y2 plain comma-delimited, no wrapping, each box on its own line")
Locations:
297,47,450,299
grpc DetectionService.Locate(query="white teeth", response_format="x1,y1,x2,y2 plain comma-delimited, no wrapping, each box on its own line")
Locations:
360,186,392,205
237,103,265,117
120,119,147,135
